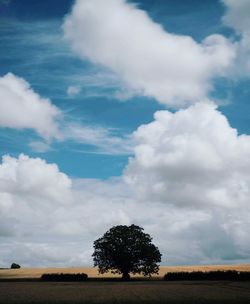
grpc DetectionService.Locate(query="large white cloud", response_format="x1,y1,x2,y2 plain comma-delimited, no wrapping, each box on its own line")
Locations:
0,154,133,266
0,154,72,205
222,0,250,75
0,73,61,140
63,0,235,107
125,102,250,209
124,102,250,262
0,154,73,240
0,150,250,267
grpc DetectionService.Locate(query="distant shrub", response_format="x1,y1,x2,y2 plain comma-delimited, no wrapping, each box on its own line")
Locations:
41,273,88,281
10,263,21,269
164,270,250,281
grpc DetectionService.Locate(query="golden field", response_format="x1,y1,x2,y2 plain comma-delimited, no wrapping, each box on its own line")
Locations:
1,264,250,279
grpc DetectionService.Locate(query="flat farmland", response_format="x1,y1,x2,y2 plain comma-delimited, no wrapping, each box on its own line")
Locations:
1,265,250,304
0,280,250,304
1,264,250,279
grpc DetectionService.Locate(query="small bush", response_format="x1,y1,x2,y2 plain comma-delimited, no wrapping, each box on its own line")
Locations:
11,263,21,269
163,270,250,281
41,273,88,281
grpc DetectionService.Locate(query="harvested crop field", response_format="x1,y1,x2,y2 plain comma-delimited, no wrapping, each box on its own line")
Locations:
1,265,250,303
0,280,250,304
1,264,250,279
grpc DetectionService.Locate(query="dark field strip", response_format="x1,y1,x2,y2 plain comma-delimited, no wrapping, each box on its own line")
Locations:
164,270,250,281
0,281,250,304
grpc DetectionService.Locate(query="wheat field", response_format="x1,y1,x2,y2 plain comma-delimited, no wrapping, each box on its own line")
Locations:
1,265,250,304
1,264,250,279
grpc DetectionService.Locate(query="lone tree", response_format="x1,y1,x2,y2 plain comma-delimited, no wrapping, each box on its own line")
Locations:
92,224,161,280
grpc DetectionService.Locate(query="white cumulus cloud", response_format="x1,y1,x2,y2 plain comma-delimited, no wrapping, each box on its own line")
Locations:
0,154,133,266
125,102,250,210
64,0,235,107
0,150,250,266
0,154,72,207
123,102,250,262
0,73,62,139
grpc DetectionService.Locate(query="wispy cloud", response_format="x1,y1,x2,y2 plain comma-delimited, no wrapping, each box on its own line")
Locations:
28,141,52,153
62,123,134,155
67,85,81,97
0,18,134,102
0,72,133,155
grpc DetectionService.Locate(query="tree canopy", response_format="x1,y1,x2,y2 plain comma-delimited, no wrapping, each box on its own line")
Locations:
92,224,162,280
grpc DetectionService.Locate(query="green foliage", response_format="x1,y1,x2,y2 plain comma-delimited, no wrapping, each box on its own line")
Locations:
92,224,162,279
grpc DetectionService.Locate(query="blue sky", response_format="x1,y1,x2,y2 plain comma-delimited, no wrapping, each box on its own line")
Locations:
0,0,160,178
1,0,250,267
1,0,248,179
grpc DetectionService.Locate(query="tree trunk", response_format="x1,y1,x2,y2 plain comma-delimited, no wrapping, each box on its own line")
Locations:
122,272,130,281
